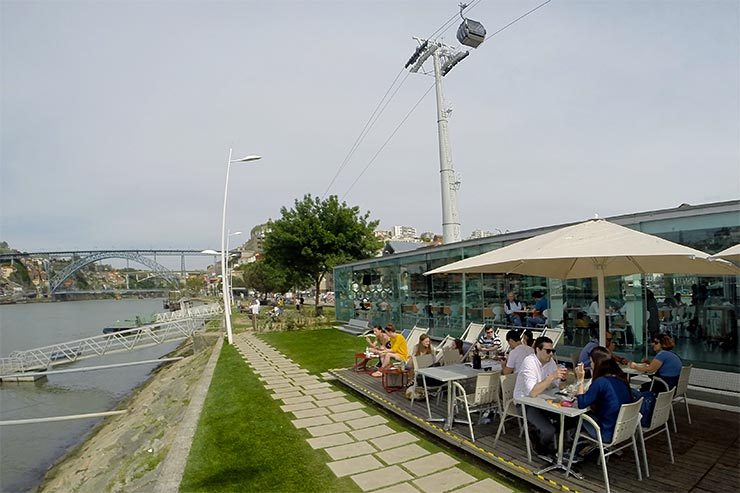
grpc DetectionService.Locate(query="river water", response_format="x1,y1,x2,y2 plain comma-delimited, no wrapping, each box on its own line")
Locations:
0,299,182,492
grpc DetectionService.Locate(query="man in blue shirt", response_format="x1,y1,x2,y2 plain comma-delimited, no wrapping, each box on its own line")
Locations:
526,291,549,327
578,329,614,369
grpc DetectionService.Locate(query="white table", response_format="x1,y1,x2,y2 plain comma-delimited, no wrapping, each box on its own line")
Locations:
416,364,484,430
516,390,588,478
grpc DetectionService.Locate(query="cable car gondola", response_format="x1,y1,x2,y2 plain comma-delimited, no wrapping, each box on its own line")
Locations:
456,3,486,48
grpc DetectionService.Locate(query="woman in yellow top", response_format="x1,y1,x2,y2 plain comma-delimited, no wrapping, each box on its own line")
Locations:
371,324,410,377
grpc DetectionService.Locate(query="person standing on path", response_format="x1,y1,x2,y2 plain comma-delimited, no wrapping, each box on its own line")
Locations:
249,298,261,332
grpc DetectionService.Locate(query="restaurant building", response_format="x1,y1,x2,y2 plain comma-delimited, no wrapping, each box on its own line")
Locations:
334,200,739,389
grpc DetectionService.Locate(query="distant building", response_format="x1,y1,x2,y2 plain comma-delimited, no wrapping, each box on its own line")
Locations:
391,225,417,240
374,229,392,241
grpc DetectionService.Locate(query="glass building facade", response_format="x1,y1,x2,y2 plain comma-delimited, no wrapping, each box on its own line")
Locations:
334,201,740,375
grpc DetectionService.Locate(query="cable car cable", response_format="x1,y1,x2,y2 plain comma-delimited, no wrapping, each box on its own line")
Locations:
321,2,484,199
341,82,436,200
485,0,553,40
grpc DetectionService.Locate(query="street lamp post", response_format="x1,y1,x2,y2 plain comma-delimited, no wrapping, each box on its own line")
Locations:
220,149,261,345
227,230,242,307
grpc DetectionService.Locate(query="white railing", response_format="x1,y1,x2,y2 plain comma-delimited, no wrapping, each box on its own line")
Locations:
0,305,222,375
154,303,222,322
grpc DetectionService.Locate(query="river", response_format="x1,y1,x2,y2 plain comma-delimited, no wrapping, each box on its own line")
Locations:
0,299,182,492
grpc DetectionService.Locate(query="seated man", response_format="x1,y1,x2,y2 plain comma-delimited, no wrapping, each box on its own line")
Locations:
526,291,549,327
504,291,526,327
514,336,567,459
371,325,409,377
475,325,501,359
502,329,534,374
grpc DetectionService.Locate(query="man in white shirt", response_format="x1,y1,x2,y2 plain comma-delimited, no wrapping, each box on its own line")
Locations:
503,291,525,327
502,330,534,375
249,298,261,332
513,336,566,457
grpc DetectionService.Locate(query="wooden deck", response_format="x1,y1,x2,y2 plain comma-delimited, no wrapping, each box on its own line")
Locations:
331,368,739,493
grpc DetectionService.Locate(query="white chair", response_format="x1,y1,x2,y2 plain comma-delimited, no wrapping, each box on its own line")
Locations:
495,328,510,354
638,388,676,477
566,398,644,493
541,327,564,347
535,308,551,328
410,354,443,409
493,374,531,462
651,365,692,433
452,372,501,442
440,347,462,366
492,305,505,324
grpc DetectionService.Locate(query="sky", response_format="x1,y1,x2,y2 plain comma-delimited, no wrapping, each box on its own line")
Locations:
2,0,739,256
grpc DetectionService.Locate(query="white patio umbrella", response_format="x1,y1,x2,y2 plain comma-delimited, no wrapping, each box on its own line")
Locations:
710,244,740,266
425,219,738,345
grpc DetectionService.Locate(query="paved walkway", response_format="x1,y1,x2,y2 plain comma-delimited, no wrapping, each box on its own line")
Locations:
234,333,514,493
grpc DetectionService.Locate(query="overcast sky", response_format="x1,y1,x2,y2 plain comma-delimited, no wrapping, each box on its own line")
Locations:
2,0,739,255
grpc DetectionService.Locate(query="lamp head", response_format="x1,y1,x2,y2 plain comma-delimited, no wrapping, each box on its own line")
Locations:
231,155,262,163
201,249,220,255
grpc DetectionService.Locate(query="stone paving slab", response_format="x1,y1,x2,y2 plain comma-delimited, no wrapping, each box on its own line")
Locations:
328,401,365,413
346,415,388,430
264,383,295,391
372,482,421,493
350,465,414,492
452,478,514,493
401,453,458,476
349,424,395,441
327,454,384,478
281,395,315,405
292,415,333,429
302,387,340,396
306,432,355,450
306,422,352,437
281,402,317,412
271,391,303,400
314,397,350,407
330,409,370,422
370,432,419,451
324,441,377,461
376,443,429,466
411,467,476,493
291,407,332,419
321,372,338,381
377,443,429,465
303,382,332,390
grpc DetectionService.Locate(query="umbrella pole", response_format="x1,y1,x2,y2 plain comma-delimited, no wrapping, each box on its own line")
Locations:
598,268,607,346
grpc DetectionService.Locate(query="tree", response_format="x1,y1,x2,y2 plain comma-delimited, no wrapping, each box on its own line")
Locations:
263,194,382,306
185,274,205,295
237,259,292,297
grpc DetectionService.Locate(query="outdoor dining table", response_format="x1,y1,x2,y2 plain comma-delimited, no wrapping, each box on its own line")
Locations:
516,388,589,478
416,363,485,430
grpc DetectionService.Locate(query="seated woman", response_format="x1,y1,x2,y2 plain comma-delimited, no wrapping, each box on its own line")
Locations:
629,333,682,392
572,349,633,457
406,333,434,370
371,325,409,377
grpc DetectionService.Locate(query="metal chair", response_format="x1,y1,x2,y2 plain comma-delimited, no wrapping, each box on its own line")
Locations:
452,372,501,442
651,365,692,432
566,399,644,493
638,388,676,477
410,354,444,409
493,374,531,461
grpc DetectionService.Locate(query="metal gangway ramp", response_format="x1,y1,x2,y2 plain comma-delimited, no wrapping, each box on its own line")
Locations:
0,303,222,375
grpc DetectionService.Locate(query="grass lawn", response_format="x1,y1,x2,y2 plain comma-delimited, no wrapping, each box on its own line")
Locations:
179,341,360,493
260,328,530,492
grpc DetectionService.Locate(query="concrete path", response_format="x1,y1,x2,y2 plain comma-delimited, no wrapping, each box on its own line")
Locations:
234,333,514,493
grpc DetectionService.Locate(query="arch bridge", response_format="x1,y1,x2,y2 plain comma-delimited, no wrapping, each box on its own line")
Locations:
49,251,180,294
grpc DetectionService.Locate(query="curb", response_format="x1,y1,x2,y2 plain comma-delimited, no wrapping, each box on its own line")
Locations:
154,335,224,493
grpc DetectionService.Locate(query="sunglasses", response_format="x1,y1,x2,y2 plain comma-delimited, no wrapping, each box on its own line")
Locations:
542,348,555,354
652,340,660,344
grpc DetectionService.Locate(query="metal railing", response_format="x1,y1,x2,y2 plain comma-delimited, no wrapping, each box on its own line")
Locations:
0,304,222,375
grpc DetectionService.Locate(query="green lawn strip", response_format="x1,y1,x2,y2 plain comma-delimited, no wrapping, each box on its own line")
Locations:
258,328,531,492
180,342,360,493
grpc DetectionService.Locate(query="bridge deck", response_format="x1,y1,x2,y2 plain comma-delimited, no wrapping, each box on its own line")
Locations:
331,367,739,493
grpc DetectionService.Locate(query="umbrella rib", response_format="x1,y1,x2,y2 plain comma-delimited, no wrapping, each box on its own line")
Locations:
626,256,646,274
564,258,579,278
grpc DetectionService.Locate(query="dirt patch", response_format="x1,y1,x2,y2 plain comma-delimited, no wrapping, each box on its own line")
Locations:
37,333,219,493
